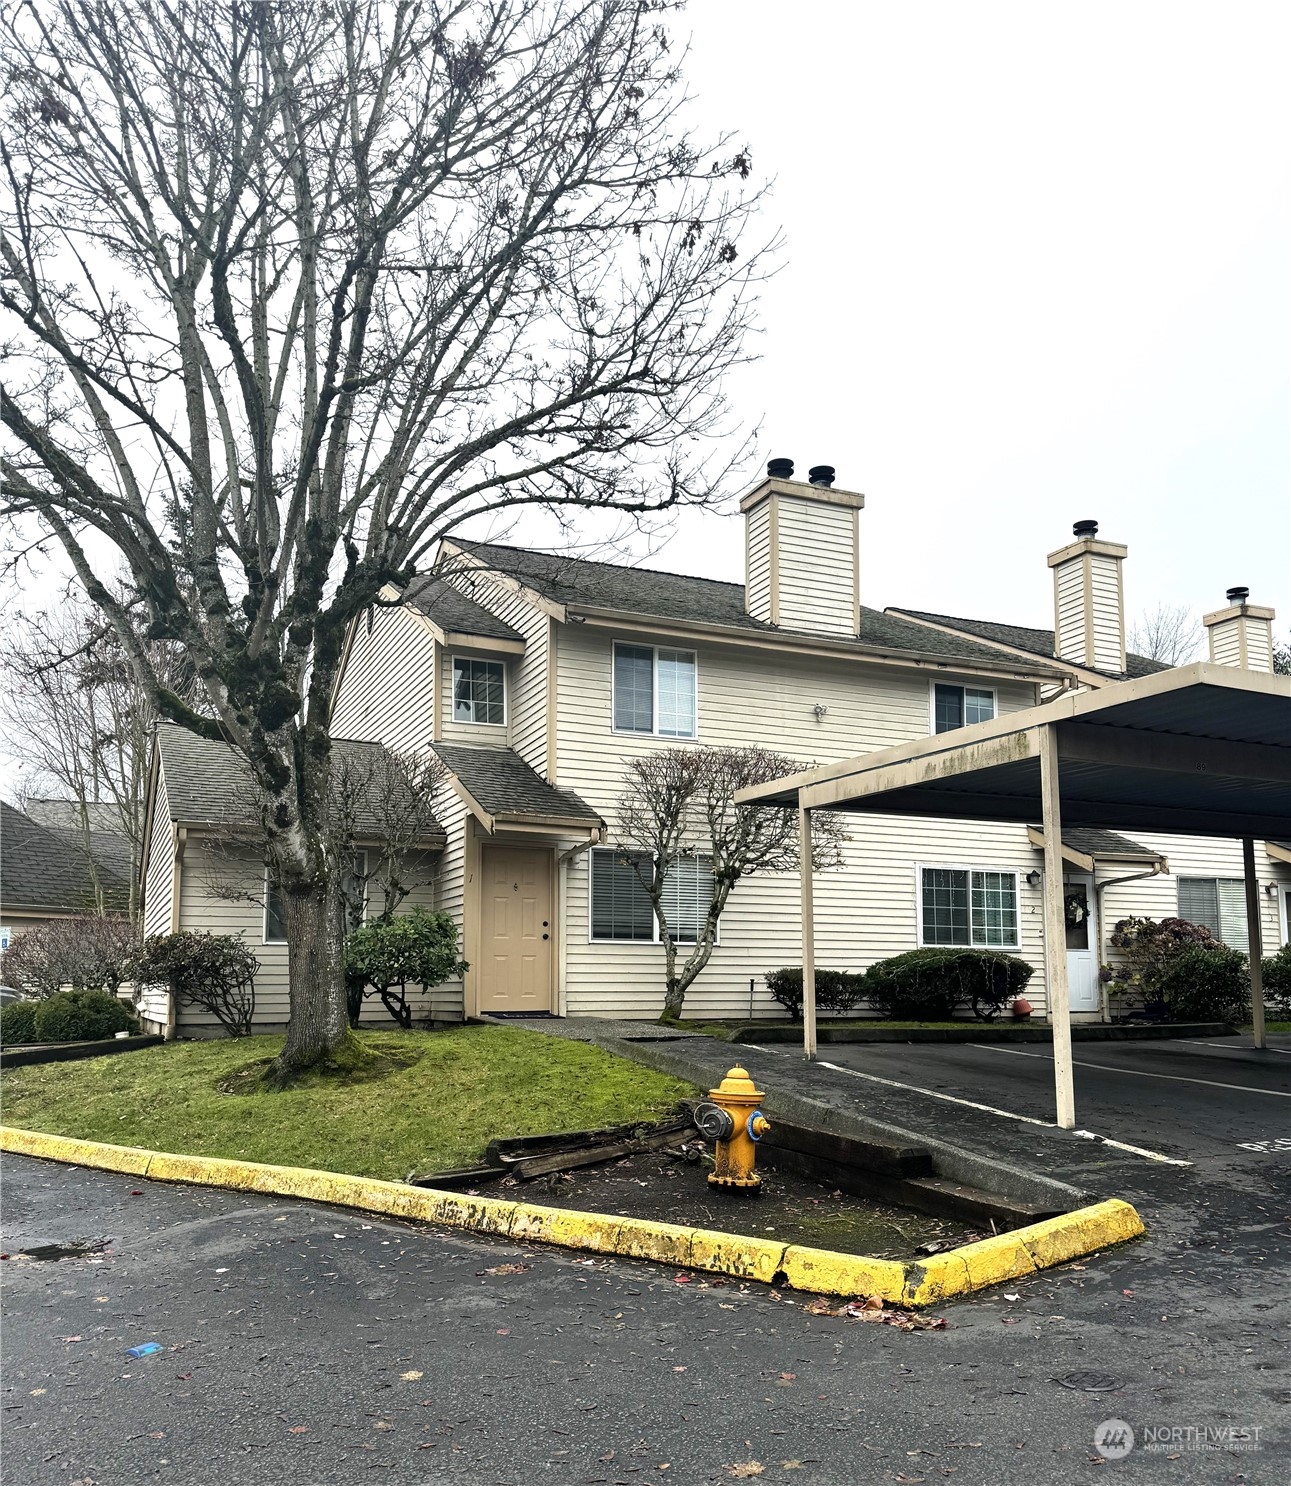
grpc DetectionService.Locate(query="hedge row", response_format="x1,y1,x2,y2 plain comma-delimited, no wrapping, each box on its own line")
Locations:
766,948,1034,1022
1,990,138,1046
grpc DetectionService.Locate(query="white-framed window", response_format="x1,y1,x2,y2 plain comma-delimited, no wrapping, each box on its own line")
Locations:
932,682,996,734
612,643,697,738
1178,877,1249,953
917,865,1020,950
452,656,506,726
264,850,367,944
264,866,288,943
589,848,715,944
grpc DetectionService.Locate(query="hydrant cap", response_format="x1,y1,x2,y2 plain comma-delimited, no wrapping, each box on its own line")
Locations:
712,1065,762,1100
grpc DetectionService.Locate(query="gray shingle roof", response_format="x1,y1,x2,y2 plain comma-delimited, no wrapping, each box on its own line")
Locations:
888,609,1170,681
154,726,445,843
448,541,1069,675
0,801,131,915
403,575,523,643
1060,827,1161,859
432,744,602,825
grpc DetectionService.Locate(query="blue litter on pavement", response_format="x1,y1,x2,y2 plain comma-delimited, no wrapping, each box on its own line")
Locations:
126,1342,163,1358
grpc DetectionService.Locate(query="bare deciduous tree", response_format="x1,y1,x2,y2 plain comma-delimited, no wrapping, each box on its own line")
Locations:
1,0,766,1077
616,747,847,1022
2,594,195,918
1128,603,1200,667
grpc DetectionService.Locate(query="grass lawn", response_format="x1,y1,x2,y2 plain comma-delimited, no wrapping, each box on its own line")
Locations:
0,1027,696,1182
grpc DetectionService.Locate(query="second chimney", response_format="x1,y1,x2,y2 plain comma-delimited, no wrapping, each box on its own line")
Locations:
1203,588,1276,671
1046,519,1128,673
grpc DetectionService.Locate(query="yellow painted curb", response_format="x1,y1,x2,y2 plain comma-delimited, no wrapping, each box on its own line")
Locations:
0,1125,1143,1305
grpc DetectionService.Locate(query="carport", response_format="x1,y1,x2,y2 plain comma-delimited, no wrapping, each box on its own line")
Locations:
737,663,1291,1129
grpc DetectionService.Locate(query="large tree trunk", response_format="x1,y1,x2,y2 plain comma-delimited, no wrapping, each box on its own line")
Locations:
273,872,349,1077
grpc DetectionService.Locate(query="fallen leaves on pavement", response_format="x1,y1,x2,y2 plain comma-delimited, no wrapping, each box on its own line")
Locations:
803,1294,948,1330
478,1263,531,1275
725,1463,765,1479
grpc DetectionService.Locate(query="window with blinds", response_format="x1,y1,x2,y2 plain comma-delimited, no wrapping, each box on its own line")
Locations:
590,850,654,940
934,683,996,734
589,850,715,943
612,642,696,737
660,855,714,944
1177,877,1249,953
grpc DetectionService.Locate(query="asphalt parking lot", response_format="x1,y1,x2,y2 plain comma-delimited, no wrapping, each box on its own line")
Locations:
807,1033,1291,1171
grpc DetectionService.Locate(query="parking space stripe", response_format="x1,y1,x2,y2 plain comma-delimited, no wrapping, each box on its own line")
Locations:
804,1056,1191,1165
1179,1040,1291,1056
972,1043,1291,1097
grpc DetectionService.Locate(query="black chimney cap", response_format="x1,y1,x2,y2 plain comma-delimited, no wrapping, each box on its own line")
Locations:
808,464,836,488
1226,586,1250,605
1072,519,1099,539
766,457,794,479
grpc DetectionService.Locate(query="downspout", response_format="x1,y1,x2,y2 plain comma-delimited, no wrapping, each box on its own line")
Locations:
1095,860,1168,1020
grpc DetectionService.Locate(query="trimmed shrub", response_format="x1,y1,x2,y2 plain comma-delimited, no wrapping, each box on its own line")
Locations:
1104,916,1216,1005
865,948,1034,1021
1154,944,1249,1024
1262,944,1291,1019
31,989,137,1044
344,909,469,1028
133,931,258,1037
1,915,138,999
764,968,865,1020
0,999,40,1045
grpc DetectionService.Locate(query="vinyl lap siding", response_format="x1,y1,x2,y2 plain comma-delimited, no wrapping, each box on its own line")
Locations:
136,767,175,1026
174,839,458,1033
1054,560,1087,663
745,501,772,622
1088,553,1123,672
332,604,435,752
1208,622,1243,666
557,624,1050,1018
443,571,550,773
1243,619,1274,672
775,497,856,636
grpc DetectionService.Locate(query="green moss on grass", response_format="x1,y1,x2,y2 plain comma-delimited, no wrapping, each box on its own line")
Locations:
0,1027,696,1182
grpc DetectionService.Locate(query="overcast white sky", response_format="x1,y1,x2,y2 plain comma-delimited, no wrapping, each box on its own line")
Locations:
550,0,1289,637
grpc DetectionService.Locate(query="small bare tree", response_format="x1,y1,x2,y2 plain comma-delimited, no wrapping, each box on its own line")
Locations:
2,0,766,1078
1,594,196,918
616,747,847,1022
1129,603,1200,667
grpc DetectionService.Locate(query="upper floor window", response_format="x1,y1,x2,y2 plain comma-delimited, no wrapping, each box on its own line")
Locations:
919,866,1019,950
613,643,696,738
1178,877,1249,953
453,656,505,726
934,683,995,734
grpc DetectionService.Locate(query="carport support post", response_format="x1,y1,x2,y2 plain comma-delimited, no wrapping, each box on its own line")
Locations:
800,801,817,1060
1039,725,1076,1129
1242,837,1266,1050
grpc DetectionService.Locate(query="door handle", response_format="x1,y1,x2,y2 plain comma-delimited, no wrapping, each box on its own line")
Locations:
542,932,550,940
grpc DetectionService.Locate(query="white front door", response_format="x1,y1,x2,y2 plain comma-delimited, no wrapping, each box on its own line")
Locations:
1064,876,1100,1014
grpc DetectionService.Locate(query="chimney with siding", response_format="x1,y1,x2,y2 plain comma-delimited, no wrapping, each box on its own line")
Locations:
1046,519,1127,673
743,459,865,636
1202,586,1275,671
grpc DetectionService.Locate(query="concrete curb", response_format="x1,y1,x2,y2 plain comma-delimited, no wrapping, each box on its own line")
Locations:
0,1124,1144,1306
0,1035,165,1069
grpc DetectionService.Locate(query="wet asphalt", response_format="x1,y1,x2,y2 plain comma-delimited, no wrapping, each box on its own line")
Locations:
2,1035,1289,1485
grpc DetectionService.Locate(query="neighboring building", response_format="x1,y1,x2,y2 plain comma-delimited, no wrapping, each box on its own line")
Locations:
321,465,1288,1025
0,800,132,942
134,727,446,1036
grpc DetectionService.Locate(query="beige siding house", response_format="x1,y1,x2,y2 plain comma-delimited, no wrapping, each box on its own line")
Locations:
135,728,446,1036
324,463,1290,1025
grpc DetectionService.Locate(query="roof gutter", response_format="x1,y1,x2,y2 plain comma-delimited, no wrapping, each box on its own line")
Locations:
566,606,1070,685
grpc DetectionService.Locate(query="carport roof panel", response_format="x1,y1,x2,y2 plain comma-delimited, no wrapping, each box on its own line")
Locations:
740,664,1291,840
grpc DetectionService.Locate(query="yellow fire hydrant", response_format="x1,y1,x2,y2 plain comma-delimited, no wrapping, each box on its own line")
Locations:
694,1065,770,1192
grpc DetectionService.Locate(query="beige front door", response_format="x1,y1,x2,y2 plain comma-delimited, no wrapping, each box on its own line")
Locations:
479,846,554,1013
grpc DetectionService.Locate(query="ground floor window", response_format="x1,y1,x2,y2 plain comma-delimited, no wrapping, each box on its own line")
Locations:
590,848,714,944
265,850,367,944
1177,877,1248,953
919,866,1019,949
